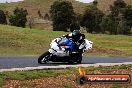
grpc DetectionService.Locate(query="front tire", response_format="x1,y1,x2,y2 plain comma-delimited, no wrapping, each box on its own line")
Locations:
38,51,51,64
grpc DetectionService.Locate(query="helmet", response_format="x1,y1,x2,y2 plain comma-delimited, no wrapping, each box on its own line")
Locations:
72,30,81,36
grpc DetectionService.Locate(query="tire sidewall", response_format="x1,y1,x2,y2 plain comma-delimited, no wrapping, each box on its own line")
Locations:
38,51,51,64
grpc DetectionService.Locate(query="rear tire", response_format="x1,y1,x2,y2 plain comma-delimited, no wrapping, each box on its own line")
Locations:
68,59,75,64
76,55,82,64
38,51,51,64
68,54,82,64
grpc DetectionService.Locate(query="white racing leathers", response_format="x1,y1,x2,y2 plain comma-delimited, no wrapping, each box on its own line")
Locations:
48,38,93,57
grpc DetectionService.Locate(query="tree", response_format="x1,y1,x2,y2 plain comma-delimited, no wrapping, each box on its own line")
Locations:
50,0,75,31
100,0,130,35
93,0,98,6
100,14,118,34
38,10,42,18
114,0,126,8
108,0,131,35
70,22,80,32
0,10,7,24
80,2,104,33
109,0,126,17
9,7,28,28
44,13,50,20
123,5,132,29
28,17,34,29
117,13,130,34
100,15,109,34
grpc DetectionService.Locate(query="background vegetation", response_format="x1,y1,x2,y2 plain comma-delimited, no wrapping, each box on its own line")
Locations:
9,7,28,28
0,0,131,56
0,0,132,35
0,25,131,56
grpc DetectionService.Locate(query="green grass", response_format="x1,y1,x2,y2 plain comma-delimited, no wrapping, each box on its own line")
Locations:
111,84,122,88
85,34,132,56
85,65,132,74
0,24,65,55
3,69,76,80
0,24,132,56
0,78,4,87
112,64,132,69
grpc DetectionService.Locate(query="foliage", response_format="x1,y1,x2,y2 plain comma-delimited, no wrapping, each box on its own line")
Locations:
114,0,126,8
0,10,7,24
44,13,50,20
50,0,75,31
93,0,98,6
100,14,117,34
0,24,132,56
69,22,80,32
79,0,131,35
9,7,28,28
100,0,131,35
80,2,104,33
38,10,42,18
123,5,132,28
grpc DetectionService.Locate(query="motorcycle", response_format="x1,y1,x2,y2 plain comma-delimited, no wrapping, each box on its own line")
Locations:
38,37,93,64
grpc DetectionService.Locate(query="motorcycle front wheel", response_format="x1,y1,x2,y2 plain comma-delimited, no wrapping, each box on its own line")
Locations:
38,51,51,64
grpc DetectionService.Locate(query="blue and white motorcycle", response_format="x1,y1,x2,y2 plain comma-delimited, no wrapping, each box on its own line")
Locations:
38,37,93,64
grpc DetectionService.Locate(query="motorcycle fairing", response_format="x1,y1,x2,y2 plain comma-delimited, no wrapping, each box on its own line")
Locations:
48,38,93,57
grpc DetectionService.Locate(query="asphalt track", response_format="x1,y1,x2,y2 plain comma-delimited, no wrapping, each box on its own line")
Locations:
0,56,132,70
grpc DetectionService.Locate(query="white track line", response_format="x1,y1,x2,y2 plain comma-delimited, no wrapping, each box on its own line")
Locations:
0,62,132,72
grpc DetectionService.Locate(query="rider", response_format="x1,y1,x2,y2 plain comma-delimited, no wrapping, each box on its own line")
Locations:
62,30,85,44
62,30,85,51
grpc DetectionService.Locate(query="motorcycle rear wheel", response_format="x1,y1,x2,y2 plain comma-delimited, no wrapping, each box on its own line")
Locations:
76,54,82,64
68,54,82,64
38,51,51,64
